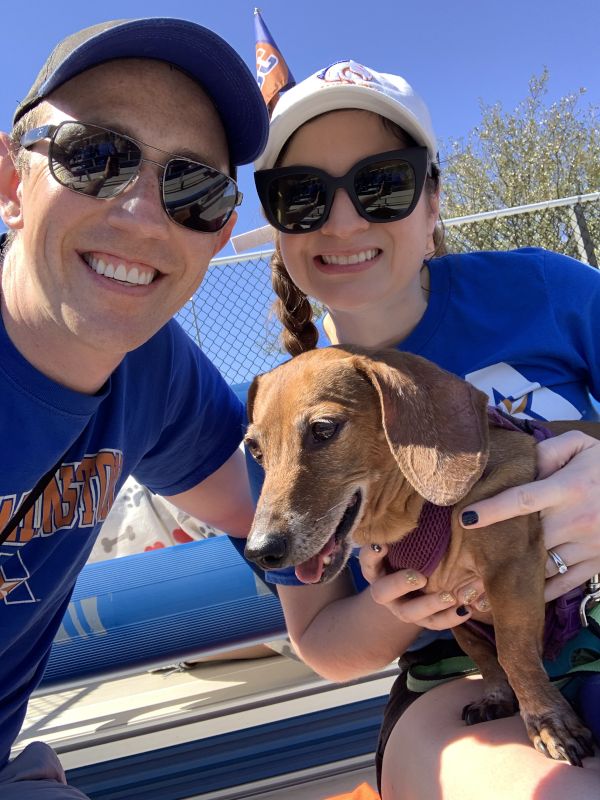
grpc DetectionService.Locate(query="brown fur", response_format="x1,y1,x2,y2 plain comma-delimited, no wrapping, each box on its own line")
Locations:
244,345,600,766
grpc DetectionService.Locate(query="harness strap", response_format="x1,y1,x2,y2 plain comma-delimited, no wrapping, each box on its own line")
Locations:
406,602,600,694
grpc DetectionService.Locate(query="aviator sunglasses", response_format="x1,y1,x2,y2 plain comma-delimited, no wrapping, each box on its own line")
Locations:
20,120,242,233
254,147,430,234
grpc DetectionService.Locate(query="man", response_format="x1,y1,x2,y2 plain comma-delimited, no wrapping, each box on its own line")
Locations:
0,17,268,798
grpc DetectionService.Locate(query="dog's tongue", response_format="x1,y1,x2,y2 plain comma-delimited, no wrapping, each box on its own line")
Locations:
295,534,337,584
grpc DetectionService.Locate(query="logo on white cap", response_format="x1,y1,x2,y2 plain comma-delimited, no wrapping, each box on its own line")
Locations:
317,60,376,88
316,60,402,99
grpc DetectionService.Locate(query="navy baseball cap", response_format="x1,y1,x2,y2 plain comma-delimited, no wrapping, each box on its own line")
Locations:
13,17,269,166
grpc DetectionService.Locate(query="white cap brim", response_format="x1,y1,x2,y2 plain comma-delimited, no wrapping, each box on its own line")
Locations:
255,64,438,171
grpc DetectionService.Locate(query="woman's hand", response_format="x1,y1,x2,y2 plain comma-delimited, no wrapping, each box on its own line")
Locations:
359,544,488,630
460,430,600,601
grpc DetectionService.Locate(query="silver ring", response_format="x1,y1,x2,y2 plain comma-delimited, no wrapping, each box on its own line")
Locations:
548,548,568,575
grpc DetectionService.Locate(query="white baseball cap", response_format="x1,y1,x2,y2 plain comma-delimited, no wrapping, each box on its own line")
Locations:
255,59,438,171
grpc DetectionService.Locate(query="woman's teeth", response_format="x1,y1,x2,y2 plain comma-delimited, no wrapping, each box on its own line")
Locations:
321,249,379,266
86,254,156,285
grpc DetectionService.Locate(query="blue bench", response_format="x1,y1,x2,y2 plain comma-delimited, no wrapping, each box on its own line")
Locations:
42,536,285,688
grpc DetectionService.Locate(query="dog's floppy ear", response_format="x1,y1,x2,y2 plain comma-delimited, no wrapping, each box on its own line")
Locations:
352,350,490,505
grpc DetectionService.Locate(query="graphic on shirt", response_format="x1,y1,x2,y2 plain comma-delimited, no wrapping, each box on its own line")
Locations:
465,362,581,421
0,449,123,602
0,549,35,604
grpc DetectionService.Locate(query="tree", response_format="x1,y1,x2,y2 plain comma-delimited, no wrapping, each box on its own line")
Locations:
440,69,600,260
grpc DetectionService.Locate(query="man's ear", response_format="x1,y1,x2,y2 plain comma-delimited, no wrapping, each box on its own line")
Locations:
212,209,237,257
0,132,24,230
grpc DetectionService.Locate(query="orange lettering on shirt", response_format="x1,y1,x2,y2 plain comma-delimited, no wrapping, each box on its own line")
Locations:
41,464,79,532
0,496,16,541
96,451,123,520
74,456,97,526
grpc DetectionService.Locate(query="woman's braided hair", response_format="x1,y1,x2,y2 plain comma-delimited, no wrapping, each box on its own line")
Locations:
271,234,320,356
269,113,445,357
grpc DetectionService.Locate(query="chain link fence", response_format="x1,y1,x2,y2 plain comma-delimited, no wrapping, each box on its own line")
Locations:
176,254,282,386
175,192,599,387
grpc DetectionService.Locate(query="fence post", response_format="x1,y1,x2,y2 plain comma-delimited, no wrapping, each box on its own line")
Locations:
567,204,598,267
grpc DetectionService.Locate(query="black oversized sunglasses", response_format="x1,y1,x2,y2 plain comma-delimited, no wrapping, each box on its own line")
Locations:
254,147,430,234
20,120,242,233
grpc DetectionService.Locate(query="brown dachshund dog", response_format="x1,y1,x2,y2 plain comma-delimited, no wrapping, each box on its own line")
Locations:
244,345,600,766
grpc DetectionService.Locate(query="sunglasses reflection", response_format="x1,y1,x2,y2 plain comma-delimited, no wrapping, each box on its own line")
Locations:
53,126,138,196
165,168,236,229
39,121,239,231
275,178,326,229
256,148,426,234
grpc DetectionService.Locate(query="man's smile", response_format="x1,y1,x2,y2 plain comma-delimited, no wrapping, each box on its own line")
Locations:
82,252,158,286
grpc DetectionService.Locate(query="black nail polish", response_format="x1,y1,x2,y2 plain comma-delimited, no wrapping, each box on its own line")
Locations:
456,605,470,617
461,510,479,526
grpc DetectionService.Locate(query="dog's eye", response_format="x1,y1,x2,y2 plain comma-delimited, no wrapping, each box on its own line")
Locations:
311,420,339,442
244,438,263,463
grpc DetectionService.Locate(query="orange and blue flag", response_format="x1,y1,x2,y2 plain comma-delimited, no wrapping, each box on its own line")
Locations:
254,8,295,113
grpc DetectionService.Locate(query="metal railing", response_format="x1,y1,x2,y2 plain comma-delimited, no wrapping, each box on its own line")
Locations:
444,191,599,267
175,192,599,386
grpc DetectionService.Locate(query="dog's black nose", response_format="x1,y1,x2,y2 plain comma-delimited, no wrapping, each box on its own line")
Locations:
245,533,289,570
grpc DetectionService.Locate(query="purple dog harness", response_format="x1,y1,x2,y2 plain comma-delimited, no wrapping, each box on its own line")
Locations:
385,406,583,660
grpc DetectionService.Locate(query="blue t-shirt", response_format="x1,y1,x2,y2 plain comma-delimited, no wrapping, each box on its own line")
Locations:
264,248,600,588
0,317,244,768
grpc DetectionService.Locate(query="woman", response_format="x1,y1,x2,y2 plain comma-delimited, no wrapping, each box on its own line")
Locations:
252,60,600,798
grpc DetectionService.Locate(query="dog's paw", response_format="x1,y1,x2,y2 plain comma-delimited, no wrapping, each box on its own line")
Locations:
524,710,595,767
462,689,518,725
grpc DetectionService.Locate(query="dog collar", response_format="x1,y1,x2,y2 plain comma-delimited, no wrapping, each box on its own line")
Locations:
386,503,452,577
486,405,554,443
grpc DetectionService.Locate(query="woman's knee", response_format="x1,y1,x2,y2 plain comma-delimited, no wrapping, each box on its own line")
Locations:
380,677,600,800
380,679,469,799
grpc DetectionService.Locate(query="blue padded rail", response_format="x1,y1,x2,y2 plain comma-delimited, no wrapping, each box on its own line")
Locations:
41,537,286,688
65,696,387,799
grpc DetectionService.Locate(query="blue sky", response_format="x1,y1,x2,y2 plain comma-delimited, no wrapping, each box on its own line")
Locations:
1,0,599,254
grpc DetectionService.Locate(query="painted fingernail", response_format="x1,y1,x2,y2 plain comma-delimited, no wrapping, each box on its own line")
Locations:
370,543,382,553
462,587,478,605
461,510,479,526
476,594,490,612
439,591,455,604
405,570,420,586
456,605,470,617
